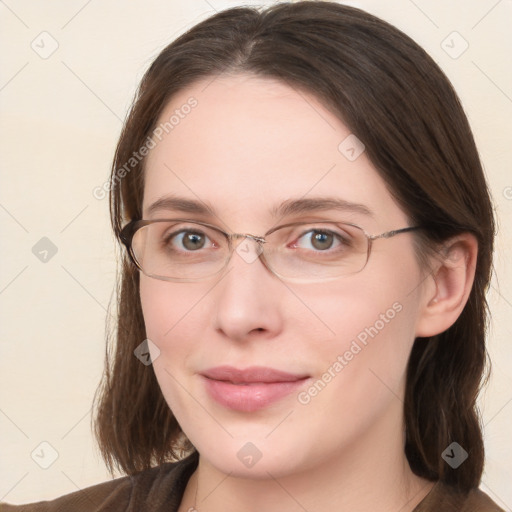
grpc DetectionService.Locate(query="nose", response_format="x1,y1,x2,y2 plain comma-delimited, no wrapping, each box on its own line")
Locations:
212,236,284,342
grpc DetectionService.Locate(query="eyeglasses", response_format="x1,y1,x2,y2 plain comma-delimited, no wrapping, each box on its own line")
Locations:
120,218,422,283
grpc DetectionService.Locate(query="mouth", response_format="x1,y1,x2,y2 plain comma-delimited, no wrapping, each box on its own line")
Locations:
200,365,311,412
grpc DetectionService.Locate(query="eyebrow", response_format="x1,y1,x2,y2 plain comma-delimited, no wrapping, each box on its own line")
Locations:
145,195,374,219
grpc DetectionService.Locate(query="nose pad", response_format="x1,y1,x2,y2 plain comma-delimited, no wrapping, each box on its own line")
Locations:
234,236,265,264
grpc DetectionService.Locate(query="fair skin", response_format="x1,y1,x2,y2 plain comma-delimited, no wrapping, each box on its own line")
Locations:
140,73,477,512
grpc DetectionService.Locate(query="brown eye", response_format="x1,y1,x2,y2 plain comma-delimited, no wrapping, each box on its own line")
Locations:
165,229,211,251
181,231,206,250
310,231,334,250
294,229,346,252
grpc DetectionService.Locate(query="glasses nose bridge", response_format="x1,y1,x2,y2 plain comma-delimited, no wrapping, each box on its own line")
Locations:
224,232,271,274
228,232,267,247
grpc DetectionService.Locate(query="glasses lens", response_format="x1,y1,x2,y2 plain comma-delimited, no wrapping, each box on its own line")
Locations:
264,222,369,281
131,221,228,280
130,220,369,282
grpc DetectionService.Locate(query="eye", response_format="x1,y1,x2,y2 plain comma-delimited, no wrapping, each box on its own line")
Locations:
293,228,350,252
165,228,215,252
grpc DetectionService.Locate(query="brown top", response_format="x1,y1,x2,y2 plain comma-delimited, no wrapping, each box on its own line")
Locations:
0,451,505,511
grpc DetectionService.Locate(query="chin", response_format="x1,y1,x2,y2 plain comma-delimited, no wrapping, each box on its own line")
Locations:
191,434,316,480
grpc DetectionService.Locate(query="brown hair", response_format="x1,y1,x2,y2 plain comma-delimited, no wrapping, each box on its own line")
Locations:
92,1,495,491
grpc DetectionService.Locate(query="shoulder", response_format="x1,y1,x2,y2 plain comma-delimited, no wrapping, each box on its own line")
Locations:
0,451,199,512
0,474,133,512
461,487,506,512
415,480,506,512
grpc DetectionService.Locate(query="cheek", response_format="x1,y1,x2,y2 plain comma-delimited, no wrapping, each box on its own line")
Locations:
140,278,171,344
295,252,422,415
139,277,208,340
139,276,206,416
293,260,419,351
290,294,417,451
139,277,207,383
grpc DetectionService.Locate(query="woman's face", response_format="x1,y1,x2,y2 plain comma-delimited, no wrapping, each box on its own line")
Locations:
140,73,428,478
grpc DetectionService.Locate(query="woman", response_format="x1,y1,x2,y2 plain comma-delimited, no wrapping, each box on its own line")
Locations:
1,1,504,510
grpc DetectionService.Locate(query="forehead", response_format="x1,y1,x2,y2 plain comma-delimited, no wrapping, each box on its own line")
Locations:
142,73,407,231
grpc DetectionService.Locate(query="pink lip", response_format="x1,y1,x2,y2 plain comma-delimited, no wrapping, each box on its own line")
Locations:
200,365,310,412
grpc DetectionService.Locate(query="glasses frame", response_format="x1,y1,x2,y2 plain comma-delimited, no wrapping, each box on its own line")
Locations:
120,218,422,283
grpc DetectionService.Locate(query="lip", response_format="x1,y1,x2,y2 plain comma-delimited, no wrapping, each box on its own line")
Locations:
200,365,310,412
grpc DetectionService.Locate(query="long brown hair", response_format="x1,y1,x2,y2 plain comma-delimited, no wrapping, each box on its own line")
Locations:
92,1,495,491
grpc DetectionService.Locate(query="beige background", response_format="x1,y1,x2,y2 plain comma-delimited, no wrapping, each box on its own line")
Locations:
0,0,511,508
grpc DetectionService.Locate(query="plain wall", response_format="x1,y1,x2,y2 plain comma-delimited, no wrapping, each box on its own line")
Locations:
0,0,511,508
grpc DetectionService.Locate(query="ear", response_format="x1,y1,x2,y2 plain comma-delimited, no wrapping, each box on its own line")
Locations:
415,233,478,338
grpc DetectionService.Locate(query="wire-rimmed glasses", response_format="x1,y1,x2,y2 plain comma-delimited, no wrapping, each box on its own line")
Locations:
120,218,422,283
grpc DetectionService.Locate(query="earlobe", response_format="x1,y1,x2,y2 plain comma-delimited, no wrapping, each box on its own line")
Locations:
415,234,478,338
